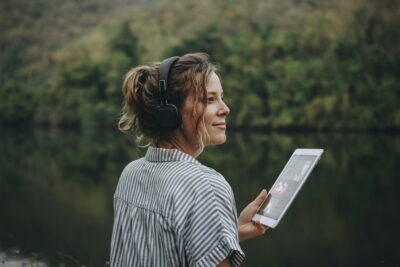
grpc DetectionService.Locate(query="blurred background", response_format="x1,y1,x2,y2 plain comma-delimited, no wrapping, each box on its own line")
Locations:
0,0,399,266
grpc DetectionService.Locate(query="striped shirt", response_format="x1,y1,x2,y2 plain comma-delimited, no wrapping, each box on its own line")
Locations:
110,147,245,267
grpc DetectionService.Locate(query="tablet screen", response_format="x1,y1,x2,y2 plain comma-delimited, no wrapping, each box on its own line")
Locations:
259,155,317,220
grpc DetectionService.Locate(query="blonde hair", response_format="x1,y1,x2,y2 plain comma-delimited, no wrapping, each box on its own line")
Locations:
119,53,217,146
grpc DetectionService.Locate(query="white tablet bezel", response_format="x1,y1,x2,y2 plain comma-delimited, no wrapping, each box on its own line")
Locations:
252,148,324,228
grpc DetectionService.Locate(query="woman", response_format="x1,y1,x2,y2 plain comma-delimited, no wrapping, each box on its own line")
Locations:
111,53,268,267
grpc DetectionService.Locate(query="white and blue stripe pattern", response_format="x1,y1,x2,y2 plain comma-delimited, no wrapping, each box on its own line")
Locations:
111,147,245,267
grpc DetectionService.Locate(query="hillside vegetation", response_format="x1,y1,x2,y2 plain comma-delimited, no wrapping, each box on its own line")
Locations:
1,0,399,130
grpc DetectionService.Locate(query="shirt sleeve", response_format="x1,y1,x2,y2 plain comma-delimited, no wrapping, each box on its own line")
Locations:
176,173,245,267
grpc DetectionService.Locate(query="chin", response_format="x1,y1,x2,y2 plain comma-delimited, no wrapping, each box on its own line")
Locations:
208,135,227,146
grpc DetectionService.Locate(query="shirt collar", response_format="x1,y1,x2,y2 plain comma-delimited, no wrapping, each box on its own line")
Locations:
145,147,200,165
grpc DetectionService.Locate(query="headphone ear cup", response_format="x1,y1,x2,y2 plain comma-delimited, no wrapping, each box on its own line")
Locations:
153,104,181,130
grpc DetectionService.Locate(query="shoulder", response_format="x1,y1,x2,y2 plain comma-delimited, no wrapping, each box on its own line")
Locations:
121,157,146,173
114,158,145,191
173,163,236,219
171,162,233,196
197,164,235,199
117,157,146,182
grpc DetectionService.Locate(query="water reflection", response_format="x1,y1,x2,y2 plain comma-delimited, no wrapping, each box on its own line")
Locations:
0,129,399,266
0,251,48,267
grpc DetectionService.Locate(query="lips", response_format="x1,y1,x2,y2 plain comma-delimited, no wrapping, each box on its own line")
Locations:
212,122,226,129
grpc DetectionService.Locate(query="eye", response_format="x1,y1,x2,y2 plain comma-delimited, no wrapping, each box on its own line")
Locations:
207,96,215,102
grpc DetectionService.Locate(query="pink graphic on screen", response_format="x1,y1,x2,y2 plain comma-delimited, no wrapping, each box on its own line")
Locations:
271,181,288,195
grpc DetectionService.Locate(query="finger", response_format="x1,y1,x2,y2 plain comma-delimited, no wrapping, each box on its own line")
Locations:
254,221,269,233
252,189,268,206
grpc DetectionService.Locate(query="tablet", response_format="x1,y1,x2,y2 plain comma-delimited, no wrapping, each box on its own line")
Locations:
252,148,324,228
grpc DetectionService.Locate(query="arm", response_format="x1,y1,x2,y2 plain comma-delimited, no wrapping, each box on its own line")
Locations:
181,177,245,266
238,189,269,242
217,258,231,267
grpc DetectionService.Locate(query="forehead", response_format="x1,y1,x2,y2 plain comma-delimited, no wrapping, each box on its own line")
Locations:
206,72,223,93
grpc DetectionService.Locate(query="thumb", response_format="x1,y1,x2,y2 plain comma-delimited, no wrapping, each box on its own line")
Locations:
252,189,268,207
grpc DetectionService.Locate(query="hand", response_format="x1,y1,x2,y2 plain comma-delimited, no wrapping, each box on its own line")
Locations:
238,189,269,242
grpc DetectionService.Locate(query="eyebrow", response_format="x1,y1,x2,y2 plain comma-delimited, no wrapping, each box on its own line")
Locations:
206,91,224,96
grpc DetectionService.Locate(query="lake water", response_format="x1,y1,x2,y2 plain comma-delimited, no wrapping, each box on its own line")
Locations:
0,129,399,266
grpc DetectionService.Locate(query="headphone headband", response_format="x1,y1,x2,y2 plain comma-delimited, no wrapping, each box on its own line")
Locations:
158,56,180,105
154,56,181,130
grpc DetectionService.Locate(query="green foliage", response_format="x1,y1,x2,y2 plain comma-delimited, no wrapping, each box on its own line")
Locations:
22,21,141,129
0,80,34,126
165,25,229,62
0,0,399,130
109,21,140,66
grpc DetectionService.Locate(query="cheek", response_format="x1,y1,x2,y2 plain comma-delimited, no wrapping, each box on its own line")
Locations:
203,107,215,125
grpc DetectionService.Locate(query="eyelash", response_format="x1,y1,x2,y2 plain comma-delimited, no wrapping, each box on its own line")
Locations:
207,96,224,102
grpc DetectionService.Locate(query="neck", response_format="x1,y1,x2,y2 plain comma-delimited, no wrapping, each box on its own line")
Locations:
157,130,204,158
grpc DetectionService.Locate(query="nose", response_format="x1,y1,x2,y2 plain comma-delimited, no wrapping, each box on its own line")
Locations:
218,100,230,116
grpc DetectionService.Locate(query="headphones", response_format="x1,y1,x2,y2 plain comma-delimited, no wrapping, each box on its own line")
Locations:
153,56,181,130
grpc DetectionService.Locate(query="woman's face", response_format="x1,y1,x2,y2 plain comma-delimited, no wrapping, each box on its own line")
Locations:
180,72,230,148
